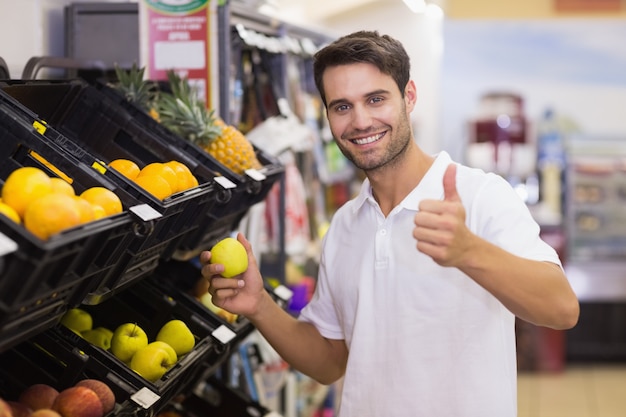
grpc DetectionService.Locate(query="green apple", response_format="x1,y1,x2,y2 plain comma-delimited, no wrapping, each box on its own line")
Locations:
110,323,148,363
149,341,178,363
60,308,93,333
209,237,248,278
130,342,177,382
155,319,195,356
82,327,113,350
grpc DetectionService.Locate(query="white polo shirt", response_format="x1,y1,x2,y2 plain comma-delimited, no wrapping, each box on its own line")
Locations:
299,151,561,417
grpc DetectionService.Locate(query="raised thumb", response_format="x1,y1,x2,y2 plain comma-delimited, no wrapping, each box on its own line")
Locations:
443,164,460,202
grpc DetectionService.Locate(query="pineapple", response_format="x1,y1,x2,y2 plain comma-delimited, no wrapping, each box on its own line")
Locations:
112,63,160,120
157,70,262,175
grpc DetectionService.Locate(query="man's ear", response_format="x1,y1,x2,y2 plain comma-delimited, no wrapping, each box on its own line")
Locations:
405,80,417,111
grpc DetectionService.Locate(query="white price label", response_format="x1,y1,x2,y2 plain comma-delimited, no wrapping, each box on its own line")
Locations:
212,324,236,344
129,204,162,222
214,176,237,189
273,285,293,302
245,168,266,181
131,387,160,409
0,232,18,256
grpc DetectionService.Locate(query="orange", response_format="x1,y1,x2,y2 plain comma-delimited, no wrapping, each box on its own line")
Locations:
109,159,140,180
138,163,178,195
50,177,75,196
80,187,123,216
91,204,107,220
0,202,21,224
73,196,96,224
2,167,54,218
164,160,198,192
133,174,172,200
24,193,81,240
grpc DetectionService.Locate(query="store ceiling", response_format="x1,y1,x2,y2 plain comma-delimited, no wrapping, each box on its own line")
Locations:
271,0,386,22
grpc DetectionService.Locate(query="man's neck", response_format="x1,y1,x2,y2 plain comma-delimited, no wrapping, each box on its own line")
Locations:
368,142,434,216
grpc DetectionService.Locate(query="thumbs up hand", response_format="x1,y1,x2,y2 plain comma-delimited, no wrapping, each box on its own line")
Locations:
413,164,472,267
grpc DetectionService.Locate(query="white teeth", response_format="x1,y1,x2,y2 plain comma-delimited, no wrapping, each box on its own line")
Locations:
353,133,382,145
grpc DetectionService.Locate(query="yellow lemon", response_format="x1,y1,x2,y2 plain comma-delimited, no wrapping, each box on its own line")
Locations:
137,162,178,195
133,174,172,200
50,177,75,196
23,193,82,240
209,237,248,278
0,202,21,224
109,158,141,180
164,160,198,192
2,167,53,218
80,187,123,216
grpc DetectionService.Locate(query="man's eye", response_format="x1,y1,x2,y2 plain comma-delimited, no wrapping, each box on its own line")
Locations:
335,104,349,112
370,97,383,104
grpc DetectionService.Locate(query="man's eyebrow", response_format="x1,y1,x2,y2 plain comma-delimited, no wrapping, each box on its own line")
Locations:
327,89,391,109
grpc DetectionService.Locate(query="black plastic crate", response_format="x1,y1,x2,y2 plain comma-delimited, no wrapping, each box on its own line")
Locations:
48,278,226,413
93,80,285,257
0,82,222,301
0,96,144,350
0,79,222,254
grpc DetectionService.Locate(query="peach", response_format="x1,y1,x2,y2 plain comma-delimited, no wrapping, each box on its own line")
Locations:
0,398,13,417
7,402,31,417
31,410,62,417
74,380,115,414
52,387,103,417
18,384,59,410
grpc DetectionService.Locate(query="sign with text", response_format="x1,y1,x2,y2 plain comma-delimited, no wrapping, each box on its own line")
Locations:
139,0,219,109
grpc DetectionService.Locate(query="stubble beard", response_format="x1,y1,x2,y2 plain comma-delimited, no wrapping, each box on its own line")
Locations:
337,111,413,174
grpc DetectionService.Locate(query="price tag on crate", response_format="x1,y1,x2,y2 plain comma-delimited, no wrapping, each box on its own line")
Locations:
129,204,163,222
214,176,237,189
212,324,236,345
0,232,18,256
273,285,293,303
245,168,266,181
131,387,160,409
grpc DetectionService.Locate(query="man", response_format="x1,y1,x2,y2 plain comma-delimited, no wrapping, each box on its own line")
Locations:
201,30,579,416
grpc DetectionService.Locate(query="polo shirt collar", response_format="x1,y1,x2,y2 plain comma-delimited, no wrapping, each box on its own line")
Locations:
352,151,454,214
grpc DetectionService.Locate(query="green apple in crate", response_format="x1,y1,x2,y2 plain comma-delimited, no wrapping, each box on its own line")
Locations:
110,323,148,363
60,308,93,333
130,342,178,382
156,319,195,356
81,327,114,350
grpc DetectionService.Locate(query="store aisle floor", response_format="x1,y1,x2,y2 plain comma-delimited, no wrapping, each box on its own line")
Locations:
518,363,626,417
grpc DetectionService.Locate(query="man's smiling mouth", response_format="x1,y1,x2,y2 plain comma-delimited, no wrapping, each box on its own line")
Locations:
351,132,385,145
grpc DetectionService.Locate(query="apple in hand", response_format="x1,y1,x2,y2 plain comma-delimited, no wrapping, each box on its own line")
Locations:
52,386,103,417
156,319,195,356
110,323,148,363
209,237,248,278
82,327,113,350
130,342,177,382
75,379,115,414
18,383,59,410
60,308,93,333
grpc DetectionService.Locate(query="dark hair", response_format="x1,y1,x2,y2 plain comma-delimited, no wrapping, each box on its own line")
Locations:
313,30,411,107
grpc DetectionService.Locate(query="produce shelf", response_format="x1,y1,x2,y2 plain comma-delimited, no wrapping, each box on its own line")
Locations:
0,91,141,352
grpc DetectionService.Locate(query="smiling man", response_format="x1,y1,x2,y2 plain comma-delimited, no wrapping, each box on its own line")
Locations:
201,31,579,417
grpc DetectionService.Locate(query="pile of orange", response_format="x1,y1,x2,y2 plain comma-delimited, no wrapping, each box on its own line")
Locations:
108,159,199,200
0,166,123,240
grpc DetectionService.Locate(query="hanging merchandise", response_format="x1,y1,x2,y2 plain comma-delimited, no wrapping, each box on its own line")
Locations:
263,151,311,262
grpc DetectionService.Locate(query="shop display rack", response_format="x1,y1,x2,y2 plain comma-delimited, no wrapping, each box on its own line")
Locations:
0,81,224,304
0,91,142,353
0,274,218,415
92,79,285,259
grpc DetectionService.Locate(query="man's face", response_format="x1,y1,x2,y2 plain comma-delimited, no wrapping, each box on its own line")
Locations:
323,63,416,172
